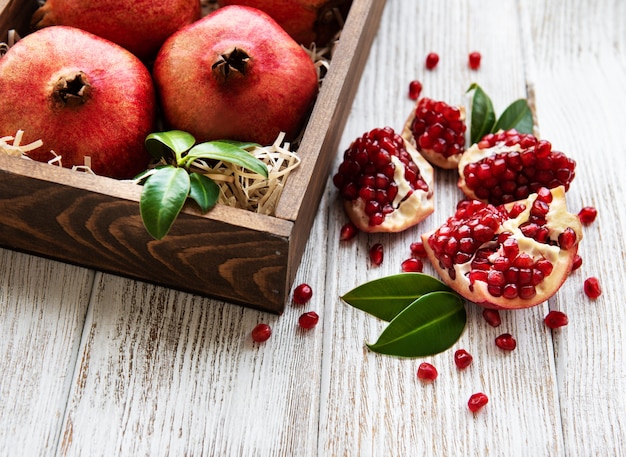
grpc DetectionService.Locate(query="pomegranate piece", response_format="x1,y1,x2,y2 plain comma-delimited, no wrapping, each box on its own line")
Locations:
495,333,517,351
425,52,439,70
584,277,602,299
402,97,467,169
468,392,489,412
401,258,424,273
333,127,434,233
370,243,384,266
339,221,359,241
251,323,272,342
458,129,576,205
454,349,473,369
417,362,438,381
293,283,313,305
421,186,583,309
298,311,319,329
544,310,569,329
482,309,502,327
578,206,598,224
408,80,423,100
468,51,482,70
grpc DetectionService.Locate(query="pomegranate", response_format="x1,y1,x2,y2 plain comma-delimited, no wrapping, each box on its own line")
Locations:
31,0,200,61
402,98,467,169
153,5,319,146
458,129,576,205
421,186,583,309
333,127,435,233
217,0,352,48
0,26,156,179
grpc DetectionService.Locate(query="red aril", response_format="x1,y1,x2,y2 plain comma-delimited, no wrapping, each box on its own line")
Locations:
544,310,568,329
417,362,438,381
408,80,423,100
340,221,358,241
454,349,473,369
468,51,481,70
251,323,272,342
584,277,602,299
370,243,384,266
425,52,439,70
468,392,488,412
495,333,517,351
578,206,598,224
401,258,423,273
410,241,428,258
298,311,319,329
571,254,583,271
482,309,502,327
293,283,313,304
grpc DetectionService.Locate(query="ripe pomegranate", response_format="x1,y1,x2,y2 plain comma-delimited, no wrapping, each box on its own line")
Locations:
421,186,583,309
31,0,200,61
0,26,156,179
333,127,434,233
153,5,319,146
458,129,576,205
402,98,467,169
217,0,352,47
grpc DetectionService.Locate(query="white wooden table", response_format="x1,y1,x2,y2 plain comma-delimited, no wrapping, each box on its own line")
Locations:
2,0,625,455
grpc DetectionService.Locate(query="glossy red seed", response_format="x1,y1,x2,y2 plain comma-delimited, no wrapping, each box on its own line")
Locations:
408,80,423,100
293,283,313,304
425,52,439,70
417,362,438,381
251,323,272,342
578,206,598,224
571,254,583,271
454,349,473,369
410,241,428,258
401,258,423,272
544,310,569,329
340,221,358,241
495,333,517,351
468,392,489,412
468,51,481,70
584,277,602,299
482,308,502,327
370,243,384,266
298,311,319,329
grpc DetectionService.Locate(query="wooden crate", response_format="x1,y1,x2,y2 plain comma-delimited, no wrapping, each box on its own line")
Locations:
0,0,386,313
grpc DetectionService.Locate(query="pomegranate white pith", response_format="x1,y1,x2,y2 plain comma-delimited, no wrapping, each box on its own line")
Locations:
421,186,582,309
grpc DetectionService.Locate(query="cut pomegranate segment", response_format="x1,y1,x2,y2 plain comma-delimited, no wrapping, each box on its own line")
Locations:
402,97,467,169
458,129,576,205
333,127,434,233
421,186,583,309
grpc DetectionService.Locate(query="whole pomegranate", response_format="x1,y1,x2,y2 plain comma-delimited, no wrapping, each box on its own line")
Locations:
153,5,319,146
31,0,201,61
0,26,156,179
458,129,576,205
421,186,582,309
333,127,434,233
217,0,352,47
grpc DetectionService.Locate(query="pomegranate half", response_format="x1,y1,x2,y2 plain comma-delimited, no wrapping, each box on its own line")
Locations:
421,186,582,309
0,26,156,179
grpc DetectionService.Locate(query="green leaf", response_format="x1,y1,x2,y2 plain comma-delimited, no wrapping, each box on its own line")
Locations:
340,273,453,322
467,83,496,145
493,98,534,134
366,291,467,358
140,167,191,239
145,130,196,161
188,172,220,213
184,141,268,178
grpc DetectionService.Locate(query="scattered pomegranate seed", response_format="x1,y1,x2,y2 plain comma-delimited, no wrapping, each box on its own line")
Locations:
408,79,423,100
495,333,517,351
401,258,423,272
417,362,438,381
251,323,272,343
578,206,598,224
468,392,489,412
425,52,439,70
370,243,384,266
454,349,473,369
410,240,428,258
583,277,602,299
468,51,481,70
293,283,313,305
339,221,358,241
482,309,502,327
571,254,583,271
544,310,569,329
298,311,319,329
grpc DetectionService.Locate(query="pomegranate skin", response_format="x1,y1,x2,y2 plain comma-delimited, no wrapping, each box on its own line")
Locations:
31,0,201,61
0,26,156,179
153,5,319,146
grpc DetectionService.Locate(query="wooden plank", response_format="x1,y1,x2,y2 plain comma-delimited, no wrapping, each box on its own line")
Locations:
0,249,94,456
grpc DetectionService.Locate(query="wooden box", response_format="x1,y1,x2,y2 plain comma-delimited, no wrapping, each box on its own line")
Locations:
0,0,386,313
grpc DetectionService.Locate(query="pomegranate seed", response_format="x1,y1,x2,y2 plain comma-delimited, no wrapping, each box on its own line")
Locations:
251,323,272,343
298,311,319,329
468,392,489,412
544,310,568,329
425,52,439,70
482,308,502,327
401,258,423,272
571,254,583,271
340,221,358,240
495,333,517,351
370,243,384,266
408,80,422,100
578,206,598,224
417,362,438,381
293,283,313,305
454,349,473,369
583,277,602,299
410,240,428,258
468,51,481,70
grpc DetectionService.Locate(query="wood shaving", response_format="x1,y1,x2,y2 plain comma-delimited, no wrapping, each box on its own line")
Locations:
0,130,43,157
